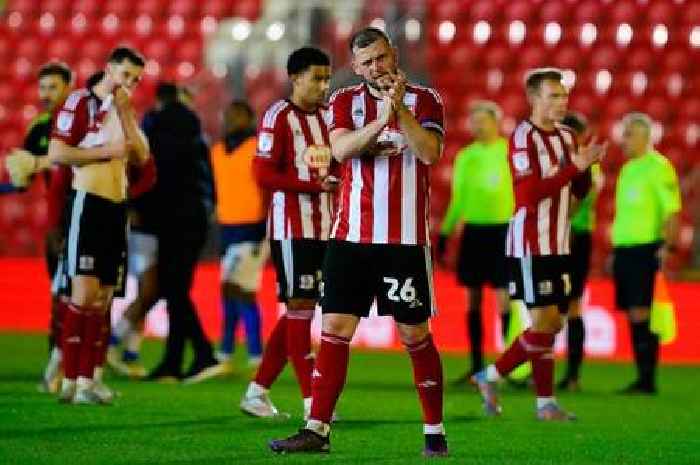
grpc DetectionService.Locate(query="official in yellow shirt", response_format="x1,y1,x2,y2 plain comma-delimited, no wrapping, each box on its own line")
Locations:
613,112,681,394
210,101,268,370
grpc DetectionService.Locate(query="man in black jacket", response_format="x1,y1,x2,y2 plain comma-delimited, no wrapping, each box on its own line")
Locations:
143,82,221,382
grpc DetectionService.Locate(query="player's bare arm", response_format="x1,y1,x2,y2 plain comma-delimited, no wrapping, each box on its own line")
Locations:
114,86,149,166
48,138,125,166
329,96,393,162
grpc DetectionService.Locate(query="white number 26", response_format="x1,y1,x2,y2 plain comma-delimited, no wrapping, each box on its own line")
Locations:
383,277,416,303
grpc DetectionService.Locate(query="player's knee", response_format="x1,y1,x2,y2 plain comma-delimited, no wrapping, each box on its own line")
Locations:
321,314,357,339
396,322,430,347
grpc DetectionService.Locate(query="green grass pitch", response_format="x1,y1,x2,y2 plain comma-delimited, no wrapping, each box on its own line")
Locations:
1,333,698,465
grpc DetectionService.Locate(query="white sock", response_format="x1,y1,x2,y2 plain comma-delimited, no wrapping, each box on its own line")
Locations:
486,365,502,383
43,347,62,381
424,423,445,435
93,366,104,383
246,382,267,398
77,376,92,390
113,318,132,342
61,378,76,390
537,397,556,409
303,397,312,414
305,419,330,437
125,330,143,353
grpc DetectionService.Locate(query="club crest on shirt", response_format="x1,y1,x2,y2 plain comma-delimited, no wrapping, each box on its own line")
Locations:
257,132,273,155
56,111,74,132
513,151,530,172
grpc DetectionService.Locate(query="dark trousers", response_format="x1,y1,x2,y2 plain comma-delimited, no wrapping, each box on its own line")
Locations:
156,214,214,374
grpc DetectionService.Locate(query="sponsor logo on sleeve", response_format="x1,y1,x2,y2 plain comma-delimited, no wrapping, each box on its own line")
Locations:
56,111,74,133
257,132,273,157
513,151,530,173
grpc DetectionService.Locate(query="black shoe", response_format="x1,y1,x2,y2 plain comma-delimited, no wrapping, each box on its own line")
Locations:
145,364,181,382
423,434,449,458
618,380,657,395
269,429,330,454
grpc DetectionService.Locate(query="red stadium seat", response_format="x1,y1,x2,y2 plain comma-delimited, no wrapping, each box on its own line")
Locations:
469,0,500,22
645,96,671,122
232,0,260,20
504,0,535,23
7,0,40,17
517,46,547,69
662,49,690,73
104,0,131,17
16,37,44,64
200,0,229,18
609,0,640,25
168,0,199,18
41,0,73,18
143,38,173,65
483,43,512,70
625,46,656,71
174,37,203,64
71,0,101,17
553,44,586,70
135,0,164,17
574,1,605,24
648,2,678,26
590,45,621,70
682,2,700,25
540,1,568,24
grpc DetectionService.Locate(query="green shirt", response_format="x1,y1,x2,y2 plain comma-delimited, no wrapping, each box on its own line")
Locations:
612,150,681,246
570,163,602,233
440,137,514,234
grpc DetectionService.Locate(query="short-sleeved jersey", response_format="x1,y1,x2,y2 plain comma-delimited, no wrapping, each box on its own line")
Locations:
253,100,334,241
328,82,445,245
440,137,513,234
612,150,681,246
506,120,590,258
51,89,115,150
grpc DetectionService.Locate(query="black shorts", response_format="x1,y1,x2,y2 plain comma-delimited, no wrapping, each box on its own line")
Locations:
64,190,128,296
613,243,661,310
508,255,572,311
270,239,327,303
320,240,435,325
457,224,509,288
569,231,593,299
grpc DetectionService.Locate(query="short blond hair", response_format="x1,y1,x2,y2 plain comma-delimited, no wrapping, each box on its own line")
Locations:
469,100,503,121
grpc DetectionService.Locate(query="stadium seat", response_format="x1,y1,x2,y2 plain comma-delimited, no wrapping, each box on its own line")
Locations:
539,1,568,24
469,0,500,22
7,0,41,17
574,1,604,24
71,0,101,17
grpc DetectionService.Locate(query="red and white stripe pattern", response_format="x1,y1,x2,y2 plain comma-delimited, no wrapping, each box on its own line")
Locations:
506,120,577,257
260,100,334,241
329,83,444,245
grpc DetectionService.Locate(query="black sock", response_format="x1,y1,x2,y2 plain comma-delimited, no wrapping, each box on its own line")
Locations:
566,316,585,381
631,320,656,388
467,309,483,372
500,312,511,343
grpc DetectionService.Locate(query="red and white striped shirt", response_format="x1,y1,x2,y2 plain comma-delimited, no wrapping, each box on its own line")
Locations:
328,83,445,245
253,100,334,241
506,120,591,257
